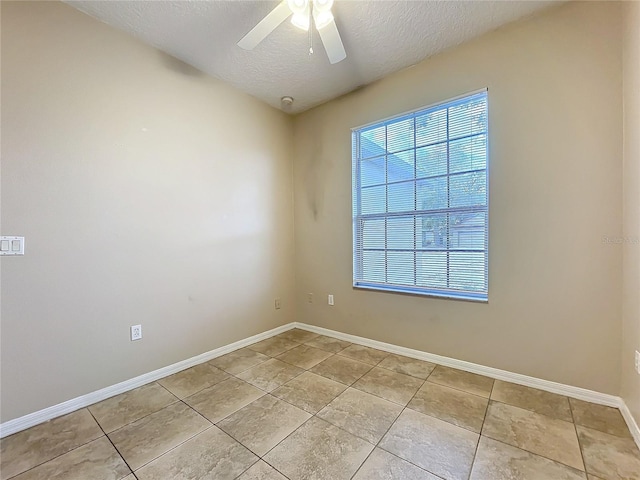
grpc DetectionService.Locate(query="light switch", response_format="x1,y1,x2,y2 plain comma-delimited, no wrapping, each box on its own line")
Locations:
0,236,24,255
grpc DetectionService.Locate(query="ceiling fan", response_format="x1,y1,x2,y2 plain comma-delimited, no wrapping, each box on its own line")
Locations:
238,0,346,64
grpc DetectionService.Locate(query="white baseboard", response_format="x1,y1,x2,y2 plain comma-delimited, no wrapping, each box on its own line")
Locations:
0,323,294,438
293,322,640,448
619,401,640,448
3,320,639,451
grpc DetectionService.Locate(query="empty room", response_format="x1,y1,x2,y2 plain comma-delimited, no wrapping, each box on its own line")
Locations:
1,0,639,479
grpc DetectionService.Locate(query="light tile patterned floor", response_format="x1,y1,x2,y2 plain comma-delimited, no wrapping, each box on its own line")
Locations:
2,329,639,480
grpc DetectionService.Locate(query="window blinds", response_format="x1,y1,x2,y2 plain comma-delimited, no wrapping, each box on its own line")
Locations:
352,90,488,301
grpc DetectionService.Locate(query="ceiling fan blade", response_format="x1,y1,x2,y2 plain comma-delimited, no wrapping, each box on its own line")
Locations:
317,18,346,64
238,1,291,50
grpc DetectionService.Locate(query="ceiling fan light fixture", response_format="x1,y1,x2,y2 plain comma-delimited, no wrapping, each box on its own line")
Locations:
313,10,334,30
313,0,334,14
287,0,309,16
238,0,346,64
291,12,310,31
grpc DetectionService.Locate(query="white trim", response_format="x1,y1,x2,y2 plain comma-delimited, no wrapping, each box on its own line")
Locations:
619,400,640,447
293,322,640,448
0,323,294,438
3,321,639,451
292,323,617,405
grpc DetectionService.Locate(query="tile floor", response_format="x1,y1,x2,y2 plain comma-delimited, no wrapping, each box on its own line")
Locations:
2,329,639,480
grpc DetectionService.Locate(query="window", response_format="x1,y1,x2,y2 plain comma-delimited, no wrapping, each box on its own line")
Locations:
352,90,488,301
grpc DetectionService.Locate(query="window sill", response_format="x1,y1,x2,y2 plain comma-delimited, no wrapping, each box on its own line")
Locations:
353,283,488,303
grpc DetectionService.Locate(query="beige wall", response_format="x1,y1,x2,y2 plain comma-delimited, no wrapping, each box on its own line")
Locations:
1,0,631,424
0,1,294,422
622,0,640,421
293,1,623,394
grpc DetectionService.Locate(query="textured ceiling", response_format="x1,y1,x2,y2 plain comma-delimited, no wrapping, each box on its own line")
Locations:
66,0,557,113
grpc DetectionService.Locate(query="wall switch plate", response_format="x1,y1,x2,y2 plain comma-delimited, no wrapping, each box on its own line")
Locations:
131,325,142,341
274,298,281,310
328,294,334,306
636,351,640,375
0,236,24,255
307,293,313,303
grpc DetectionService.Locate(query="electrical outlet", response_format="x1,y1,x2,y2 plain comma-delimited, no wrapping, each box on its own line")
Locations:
328,294,334,306
307,293,313,303
275,298,281,310
130,325,142,341
635,351,640,375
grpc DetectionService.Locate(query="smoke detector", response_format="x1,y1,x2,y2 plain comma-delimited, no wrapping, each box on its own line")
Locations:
281,96,294,107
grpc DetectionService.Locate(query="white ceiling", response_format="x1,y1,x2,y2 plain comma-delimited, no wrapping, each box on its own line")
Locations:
66,0,557,114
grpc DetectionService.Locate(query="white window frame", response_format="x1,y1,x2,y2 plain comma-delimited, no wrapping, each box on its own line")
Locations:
352,89,489,302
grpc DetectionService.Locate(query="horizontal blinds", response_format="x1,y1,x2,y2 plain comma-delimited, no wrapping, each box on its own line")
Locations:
353,91,488,300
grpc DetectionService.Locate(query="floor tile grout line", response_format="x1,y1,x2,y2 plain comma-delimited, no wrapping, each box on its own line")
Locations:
360,375,452,480
423,378,492,400
300,329,636,433
230,363,308,395
478,426,593,473
424,380,492,401
2,413,108,480
347,444,377,480
348,378,419,480
11,333,630,480
87,407,138,477
188,347,609,445
100,380,182,429
231,344,456,459
479,398,591,473
269,379,348,416
487,397,579,425
310,357,377,386
259,456,294,479
130,423,216,473
474,435,589,476
569,398,590,475
229,460,256,480
107,397,215,474
240,344,402,472
465,377,495,480
215,355,273,376
568,398,634,440
122,406,215,478
402,396,488,436
480,392,594,472
157,371,231,407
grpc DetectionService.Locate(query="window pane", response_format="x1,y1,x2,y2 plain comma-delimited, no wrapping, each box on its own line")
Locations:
388,181,415,213
360,125,386,158
416,252,447,288
387,118,414,153
387,216,415,249
449,212,486,250
360,155,386,187
449,98,487,139
417,177,447,211
362,251,385,283
416,143,447,178
387,252,414,286
449,134,486,174
362,218,385,249
449,251,486,291
419,213,448,250
415,109,447,147
361,185,386,214
354,91,488,300
387,150,414,183
449,172,487,208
